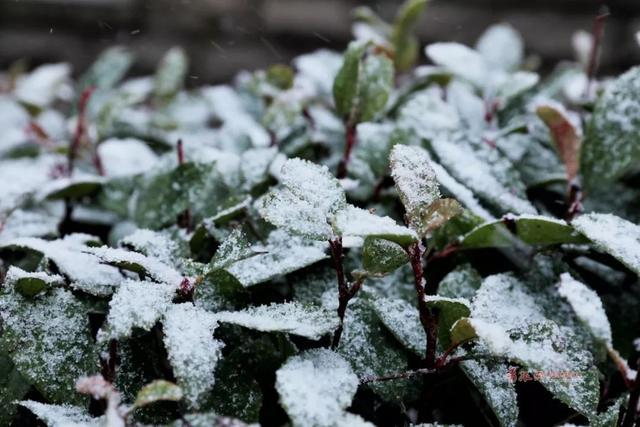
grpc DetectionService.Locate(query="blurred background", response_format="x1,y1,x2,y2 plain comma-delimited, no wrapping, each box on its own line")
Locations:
1,0,639,82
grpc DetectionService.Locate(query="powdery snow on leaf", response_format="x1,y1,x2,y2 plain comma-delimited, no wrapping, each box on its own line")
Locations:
162,303,223,409
333,205,418,247
19,401,102,427
216,302,339,340
371,296,425,357
275,348,359,427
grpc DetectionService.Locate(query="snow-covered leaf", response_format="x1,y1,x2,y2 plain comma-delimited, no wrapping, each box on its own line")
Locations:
424,295,471,347
4,266,64,297
19,401,101,427
425,42,487,88
154,47,188,102
216,302,338,340
572,213,640,276
78,46,132,92
476,23,523,71
162,303,223,408
362,237,409,275
209,228,254,270
334,205,417,247
226,230,327,287
581,66,640,188
371,296,425,356
275,349,359,427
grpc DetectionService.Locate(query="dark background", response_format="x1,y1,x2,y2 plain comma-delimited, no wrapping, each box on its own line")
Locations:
1,0,639,82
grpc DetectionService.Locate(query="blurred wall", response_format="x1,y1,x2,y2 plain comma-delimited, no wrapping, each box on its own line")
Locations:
1,0,639,82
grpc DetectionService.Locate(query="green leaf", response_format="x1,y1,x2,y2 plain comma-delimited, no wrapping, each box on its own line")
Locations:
572,213,640,276
449,317,477,344
362,236,409,275
424,295,471,348
0,287,98,404
154,47,188,102
162,303,224,409
266,64,295,90
581,66,640,189
337,299,413,402
371,296,425,357
461,214,588,248
209,228,254,270
134,380,183,409
334,205,418,247
78,46,132,92
0,353,31,426
391,0,428,71
276,349,360,427
333,40,368,119
41,176,104,200
389,144,441,235
460,359,518,427
358,53,394,122
215,302,338,340
194,268,249,312
4,266,64,297
226,230,328,287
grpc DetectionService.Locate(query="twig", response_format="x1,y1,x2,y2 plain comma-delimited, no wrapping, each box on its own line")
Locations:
435,338,472,368
407,242,438,368
566,180,583,222
68,86,95,177
337,122,357,178
607,347,633,390
584,5,609,98
330,237,349,349
621,358,639,427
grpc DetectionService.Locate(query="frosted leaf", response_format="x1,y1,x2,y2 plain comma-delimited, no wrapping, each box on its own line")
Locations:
496,71,539,102
119,228,181,267
210,228,254,270
424,295,471,347
162,303,223,408
0,209,59,244
86,246,183,286
572,213,640,275
429,161,494,221
4,266,64,297
357,53,394,122
226,230,327,287
389,145,441,234
371,297,425,356
1,236,123,296
476,23,524,72
99,279,174,340
581,66,640,188
557,273,612,345
216,302,338,340
431,138,536,215
134,380,183,408
438,264,482,300
425,42,488,88
275,349,359,427
461,360,518,427
333,205,418,247
154,47,188,101
240,147,278,191
294,49,343,95
0,287,97,403
472,274,546,330
14,63,71,107
337,300,410,401
97,138,158,177
259,158,346,240
398,89,461,140
362,237,409,275
18,401,101,427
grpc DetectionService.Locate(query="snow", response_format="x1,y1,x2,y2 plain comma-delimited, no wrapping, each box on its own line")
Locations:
216,301,338,340
431,138,537,215
226,230,327,287
4,265,64,287
275,349,359,427
557,273,612,345
99,279,174,340
162,303,223,408
425,42,488,88
572,30,593,68
293,49,343,95
333,205,418,245
572,213,640,275
19,401,101,427
86,245,183,286
389,145,441,228
476,23,523,71
1,236,124,296
97,138,158,177
119,228,179,266
398,89,461,140
14,63,71,107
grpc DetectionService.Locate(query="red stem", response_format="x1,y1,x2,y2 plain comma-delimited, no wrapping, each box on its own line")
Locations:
330,237,358,349
584,5,609,98
337,122,357,178
407,242,438,368
621,358,640,427
68,86,96,177
176,139,192,232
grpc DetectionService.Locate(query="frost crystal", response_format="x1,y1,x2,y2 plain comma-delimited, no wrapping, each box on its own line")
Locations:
275,349,359,427
217,301,338,340
162,303,223,408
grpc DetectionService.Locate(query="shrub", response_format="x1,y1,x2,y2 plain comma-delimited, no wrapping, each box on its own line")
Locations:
0,1,639,426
